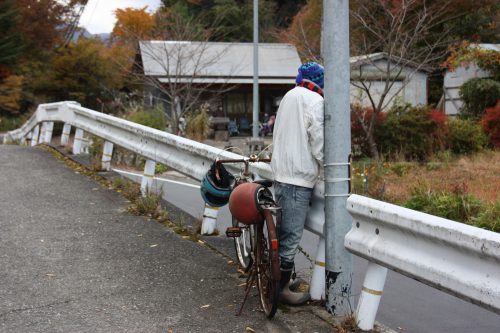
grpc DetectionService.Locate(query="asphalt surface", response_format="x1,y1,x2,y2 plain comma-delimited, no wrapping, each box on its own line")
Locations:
0,145,335,333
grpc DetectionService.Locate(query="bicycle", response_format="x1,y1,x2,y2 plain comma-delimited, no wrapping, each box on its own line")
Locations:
219,155,281,319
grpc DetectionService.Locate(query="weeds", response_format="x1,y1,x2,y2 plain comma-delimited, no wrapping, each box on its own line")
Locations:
185,104,210,141
472,202,500,232
155,163,169,174
128,191,168,223
404,183,483,223
336,314,360,333
112,177,141,201
389,162,414,177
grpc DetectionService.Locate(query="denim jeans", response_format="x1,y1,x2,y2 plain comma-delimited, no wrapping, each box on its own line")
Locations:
274,181,313,272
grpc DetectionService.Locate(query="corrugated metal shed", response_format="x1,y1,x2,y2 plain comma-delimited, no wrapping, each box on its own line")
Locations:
139,41,301,84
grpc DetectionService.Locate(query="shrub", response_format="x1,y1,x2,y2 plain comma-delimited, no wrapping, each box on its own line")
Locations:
376,103,438,160
404,184,483,223
185,104,210,141
459,78,500,118
0,113,31,132
481,102,500,148
447,118,488,154
350,104,385,157
126,104,166,130
155,163,169,174
429,109,449,150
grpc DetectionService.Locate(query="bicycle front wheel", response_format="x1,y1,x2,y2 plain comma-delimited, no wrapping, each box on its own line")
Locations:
255,212,280,319
232,217,253,272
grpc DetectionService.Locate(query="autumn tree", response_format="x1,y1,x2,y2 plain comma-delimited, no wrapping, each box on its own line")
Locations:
111,7,155,46
279,0,322,61
0,0,25,115
15,0,87,56
37,38,122,110
349,0,498,159
107,6,156,98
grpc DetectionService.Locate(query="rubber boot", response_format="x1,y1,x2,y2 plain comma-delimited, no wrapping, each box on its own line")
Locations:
279,270,310,305
279,270,292,291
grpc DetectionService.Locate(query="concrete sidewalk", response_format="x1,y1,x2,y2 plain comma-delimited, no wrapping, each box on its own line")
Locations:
0,145,336,333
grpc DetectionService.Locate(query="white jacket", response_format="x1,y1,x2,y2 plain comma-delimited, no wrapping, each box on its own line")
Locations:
271,86,324,188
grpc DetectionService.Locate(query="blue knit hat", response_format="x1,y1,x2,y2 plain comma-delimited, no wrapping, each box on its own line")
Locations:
296,62,324,89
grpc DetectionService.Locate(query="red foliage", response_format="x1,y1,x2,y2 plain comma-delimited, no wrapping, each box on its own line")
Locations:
481,102,500,148
429,109,448,127
428,109,449,150
351,105,385,156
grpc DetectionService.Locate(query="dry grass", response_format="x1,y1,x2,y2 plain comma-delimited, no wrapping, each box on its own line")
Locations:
357,151,500,204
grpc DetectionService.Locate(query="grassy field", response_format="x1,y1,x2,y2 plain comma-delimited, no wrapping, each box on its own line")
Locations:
352,150,500,231
352,150,500,203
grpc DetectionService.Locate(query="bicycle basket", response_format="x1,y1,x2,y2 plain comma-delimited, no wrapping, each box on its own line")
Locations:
229,182,266,224
200,162,235,207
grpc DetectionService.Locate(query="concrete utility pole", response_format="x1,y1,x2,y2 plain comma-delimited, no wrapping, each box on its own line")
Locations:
323,0,353,315
252,0,259,139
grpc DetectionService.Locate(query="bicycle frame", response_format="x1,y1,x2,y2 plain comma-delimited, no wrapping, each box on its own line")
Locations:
217,155,281,318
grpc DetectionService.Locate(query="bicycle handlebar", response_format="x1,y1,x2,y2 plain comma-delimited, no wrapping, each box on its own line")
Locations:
216,154,271,178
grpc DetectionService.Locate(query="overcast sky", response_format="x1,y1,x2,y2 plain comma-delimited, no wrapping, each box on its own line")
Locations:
80,0,161,34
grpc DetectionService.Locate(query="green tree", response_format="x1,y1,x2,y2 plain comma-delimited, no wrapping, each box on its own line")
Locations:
160,0,279,42
0,0,24,77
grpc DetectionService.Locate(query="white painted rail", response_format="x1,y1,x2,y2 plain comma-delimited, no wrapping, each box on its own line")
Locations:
3,102,272,180
345,194,500,329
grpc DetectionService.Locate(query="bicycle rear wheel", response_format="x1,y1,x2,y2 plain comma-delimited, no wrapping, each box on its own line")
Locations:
233,217,253,272
255,213,280,319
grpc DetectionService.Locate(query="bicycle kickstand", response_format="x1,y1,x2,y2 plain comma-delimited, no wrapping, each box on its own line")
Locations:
237,269,256,316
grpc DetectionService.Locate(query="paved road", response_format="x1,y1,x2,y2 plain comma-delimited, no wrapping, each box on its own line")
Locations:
140,165,500,333
0,145,334,333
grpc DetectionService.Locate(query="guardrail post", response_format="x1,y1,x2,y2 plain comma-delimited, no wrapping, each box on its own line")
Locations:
355,262,388,331
201,204,219,235
141,159,156,196
73,128,84,154
31,125,40,147
61,123,71,146
44,121,54,144
101,141,114,171
24,132,32,146
310,236,326,300
39,122,47,144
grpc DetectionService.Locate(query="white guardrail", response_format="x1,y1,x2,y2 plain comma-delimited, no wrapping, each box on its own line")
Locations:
346,194,500,329
4,102,500,330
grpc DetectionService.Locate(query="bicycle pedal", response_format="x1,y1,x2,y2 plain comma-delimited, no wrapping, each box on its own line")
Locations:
225,227,242,238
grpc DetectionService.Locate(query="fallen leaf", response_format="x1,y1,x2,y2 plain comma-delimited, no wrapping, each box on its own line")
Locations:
238,283,246,287
200,304,210,308
245,327,256,332
227,260,234,264
149,244,158,248
198,240,205,244
46,273,56,277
